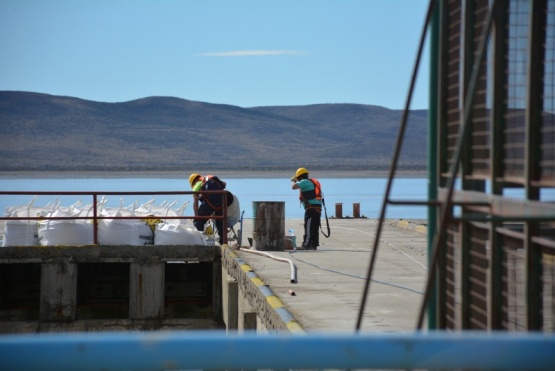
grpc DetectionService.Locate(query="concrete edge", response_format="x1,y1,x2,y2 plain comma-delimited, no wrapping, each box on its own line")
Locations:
220,245,305,334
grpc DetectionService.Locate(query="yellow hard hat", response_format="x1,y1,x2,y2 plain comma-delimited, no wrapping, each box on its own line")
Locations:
295,167,309,178
189,173,201,188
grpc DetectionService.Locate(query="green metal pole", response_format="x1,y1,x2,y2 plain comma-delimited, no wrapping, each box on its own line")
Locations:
427,0,439,330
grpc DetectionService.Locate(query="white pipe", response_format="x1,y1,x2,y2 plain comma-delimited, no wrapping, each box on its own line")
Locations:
239,248,297,283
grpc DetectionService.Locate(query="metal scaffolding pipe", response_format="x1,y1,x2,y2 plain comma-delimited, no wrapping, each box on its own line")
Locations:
1,331,554,371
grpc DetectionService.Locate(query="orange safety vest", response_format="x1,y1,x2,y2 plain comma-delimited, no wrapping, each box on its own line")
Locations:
299,178,322,208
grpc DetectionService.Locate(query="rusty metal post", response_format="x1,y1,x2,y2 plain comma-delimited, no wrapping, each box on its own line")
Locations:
353,203,360,218
335,203,343,219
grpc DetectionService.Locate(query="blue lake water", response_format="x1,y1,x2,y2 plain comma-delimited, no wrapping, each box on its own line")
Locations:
0,177,431,220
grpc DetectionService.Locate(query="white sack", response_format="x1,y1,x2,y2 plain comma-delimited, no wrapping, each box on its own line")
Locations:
227,194,241,227
2,221,39,246
154,223,207,245
97,209,154,246
38,209,94,246
2,197,41,246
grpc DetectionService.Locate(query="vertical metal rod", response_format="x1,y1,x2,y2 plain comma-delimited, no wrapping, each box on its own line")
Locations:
223,192,228,245
355,0,436,331
488,1,508,329
416,0,498,330
93,193,98,245
524,0,547,331
426,0,440,330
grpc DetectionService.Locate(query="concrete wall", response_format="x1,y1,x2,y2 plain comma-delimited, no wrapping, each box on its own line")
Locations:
0,244,302,334
0,245,223,333
220,245,303,334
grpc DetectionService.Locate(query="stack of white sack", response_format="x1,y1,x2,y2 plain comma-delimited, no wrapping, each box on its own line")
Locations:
96,198,163,246
2,197,86,247
38,201,95,246
97,199,207,246
2,196,219,247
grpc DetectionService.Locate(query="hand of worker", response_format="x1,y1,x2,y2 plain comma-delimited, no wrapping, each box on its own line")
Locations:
291,176,297,182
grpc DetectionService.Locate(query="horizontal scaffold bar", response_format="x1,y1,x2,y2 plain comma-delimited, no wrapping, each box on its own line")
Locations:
1,331,554,371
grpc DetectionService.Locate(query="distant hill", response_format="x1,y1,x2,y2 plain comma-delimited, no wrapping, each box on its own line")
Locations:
0,91,428,172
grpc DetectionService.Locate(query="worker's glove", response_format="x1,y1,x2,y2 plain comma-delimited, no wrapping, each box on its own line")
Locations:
291,176,297,182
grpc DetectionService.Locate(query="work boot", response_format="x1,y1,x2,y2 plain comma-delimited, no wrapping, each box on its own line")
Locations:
302,241,318,250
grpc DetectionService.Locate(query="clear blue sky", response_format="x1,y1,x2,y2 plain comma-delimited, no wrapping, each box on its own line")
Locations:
0,0,430,109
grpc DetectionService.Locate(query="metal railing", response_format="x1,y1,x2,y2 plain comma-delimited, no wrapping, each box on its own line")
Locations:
0,190,229,245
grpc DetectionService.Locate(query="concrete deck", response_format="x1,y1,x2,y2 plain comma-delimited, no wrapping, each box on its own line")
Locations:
235,217,429,333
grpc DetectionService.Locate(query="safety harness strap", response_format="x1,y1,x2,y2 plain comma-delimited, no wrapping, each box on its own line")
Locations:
320,198,331,238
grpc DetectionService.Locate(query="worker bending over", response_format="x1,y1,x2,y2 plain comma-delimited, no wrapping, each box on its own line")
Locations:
189,173,235,245
291,167,322,250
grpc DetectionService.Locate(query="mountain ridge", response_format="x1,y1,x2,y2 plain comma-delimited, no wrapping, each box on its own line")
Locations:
0,91,428,172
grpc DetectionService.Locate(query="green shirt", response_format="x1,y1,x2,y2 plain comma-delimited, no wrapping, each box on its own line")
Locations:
192,180,203,192
297,178,322,207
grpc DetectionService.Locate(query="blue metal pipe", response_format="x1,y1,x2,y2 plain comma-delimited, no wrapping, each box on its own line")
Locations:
1,331,554,371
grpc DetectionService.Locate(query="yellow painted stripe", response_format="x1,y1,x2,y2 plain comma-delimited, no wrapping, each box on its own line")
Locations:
240,264,253,273
286,321,305,334
415,225,428,234
266,296,284,308
250,277,265,287
222,246,238,258
398,220,409,229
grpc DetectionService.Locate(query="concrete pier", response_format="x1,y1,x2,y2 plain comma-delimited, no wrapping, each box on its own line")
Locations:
0,218,428,334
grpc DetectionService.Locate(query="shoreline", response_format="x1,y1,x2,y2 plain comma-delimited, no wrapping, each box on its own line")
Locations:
0,169,427,179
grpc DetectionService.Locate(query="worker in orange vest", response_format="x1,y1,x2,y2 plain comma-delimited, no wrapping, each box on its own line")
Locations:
291,167,322,250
